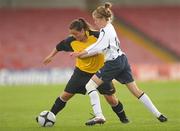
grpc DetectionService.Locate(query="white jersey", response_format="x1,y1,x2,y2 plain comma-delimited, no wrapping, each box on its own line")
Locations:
85,23,124,61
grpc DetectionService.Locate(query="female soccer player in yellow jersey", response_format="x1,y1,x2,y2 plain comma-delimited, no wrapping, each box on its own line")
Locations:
42,18,129,124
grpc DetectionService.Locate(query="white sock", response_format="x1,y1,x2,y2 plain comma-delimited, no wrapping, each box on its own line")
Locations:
86,79,104,118
89,90,104,118
139,93,161,117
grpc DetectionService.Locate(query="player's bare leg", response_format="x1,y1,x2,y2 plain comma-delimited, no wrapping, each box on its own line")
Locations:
126,81,167,122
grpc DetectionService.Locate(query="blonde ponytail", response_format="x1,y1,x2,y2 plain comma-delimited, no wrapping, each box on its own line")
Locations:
92,2,113,21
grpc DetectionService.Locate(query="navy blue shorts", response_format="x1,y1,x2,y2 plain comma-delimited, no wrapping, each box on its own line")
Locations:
96,54,134,84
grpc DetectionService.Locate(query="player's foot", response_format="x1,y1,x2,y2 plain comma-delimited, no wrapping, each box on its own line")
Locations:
157,114,167,122
119,110,130,124
85,116,106,126
120,117,130,123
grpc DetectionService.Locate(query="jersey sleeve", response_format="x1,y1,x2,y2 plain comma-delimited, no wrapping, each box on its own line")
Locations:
56,36,75,52
85,29,109,54
89,30,100,38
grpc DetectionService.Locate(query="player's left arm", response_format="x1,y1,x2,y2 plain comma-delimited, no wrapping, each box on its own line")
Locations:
43,36,75,65
43,48,58,65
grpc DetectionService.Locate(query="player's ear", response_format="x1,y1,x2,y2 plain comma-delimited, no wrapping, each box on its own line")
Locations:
80,28,85,34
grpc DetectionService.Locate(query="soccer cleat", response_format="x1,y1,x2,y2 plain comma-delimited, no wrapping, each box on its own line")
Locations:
119,110,130,124
157,114,168,122
120,117,130,124
85,116,106,126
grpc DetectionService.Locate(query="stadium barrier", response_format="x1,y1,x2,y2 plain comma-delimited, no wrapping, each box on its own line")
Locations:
0,64,179,85
132,63,180,81
0,68,73,85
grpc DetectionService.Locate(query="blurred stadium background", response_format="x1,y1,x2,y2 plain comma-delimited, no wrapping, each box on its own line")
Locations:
0,0,179,84
0,1,180,131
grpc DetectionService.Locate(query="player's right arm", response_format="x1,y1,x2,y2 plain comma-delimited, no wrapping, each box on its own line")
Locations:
43,36,75,65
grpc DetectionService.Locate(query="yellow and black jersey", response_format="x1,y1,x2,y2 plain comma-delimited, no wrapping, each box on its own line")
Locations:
56,30,104,73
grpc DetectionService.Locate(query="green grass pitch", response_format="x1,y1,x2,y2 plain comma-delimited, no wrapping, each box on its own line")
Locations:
0,81,180,131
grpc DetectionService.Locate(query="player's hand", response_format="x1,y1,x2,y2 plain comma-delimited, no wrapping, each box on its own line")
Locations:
43,56,53,65
70,52,81,57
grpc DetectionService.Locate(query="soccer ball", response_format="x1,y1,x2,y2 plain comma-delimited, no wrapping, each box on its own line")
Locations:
36,110,56,127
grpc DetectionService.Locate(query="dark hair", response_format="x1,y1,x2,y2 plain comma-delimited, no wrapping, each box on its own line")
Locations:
92,2,113,21
69,18,90,31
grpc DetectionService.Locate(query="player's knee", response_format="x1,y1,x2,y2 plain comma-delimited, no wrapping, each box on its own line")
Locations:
59,96,68,102
60,92,74,102
86,79,98,94
105,95,118,106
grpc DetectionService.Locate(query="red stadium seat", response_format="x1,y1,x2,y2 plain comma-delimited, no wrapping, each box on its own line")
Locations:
113,6,180,56
0,8,178,69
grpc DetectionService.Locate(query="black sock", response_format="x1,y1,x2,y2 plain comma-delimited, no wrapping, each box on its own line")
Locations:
50,97,66,115
111,101,127,121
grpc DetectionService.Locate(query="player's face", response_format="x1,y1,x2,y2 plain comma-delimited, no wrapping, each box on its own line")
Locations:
93,15,106,29
70,29,86,41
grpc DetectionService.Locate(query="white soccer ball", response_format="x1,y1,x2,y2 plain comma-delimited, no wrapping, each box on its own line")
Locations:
36,110,56,127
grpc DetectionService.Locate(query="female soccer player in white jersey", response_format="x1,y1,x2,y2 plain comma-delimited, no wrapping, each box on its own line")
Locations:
71,2,167,125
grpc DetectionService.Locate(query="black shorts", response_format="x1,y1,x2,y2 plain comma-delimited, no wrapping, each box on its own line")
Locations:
96,54,134,84
65,67,116,95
